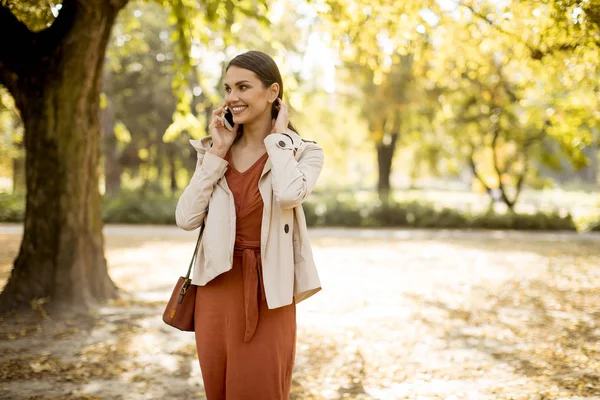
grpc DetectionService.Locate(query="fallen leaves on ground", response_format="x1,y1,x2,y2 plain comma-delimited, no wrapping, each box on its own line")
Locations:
0,230,598,399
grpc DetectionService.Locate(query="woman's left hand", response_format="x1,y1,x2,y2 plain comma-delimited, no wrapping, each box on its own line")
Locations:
271,98,289,133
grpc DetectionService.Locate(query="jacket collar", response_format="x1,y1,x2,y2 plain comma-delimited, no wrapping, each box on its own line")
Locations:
193,129,302,189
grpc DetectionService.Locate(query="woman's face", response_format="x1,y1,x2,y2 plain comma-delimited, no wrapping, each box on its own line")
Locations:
223,66,278,126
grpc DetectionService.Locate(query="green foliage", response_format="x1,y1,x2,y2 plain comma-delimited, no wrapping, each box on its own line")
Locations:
365,202,468,228
576,212,600,233
0,192,24,222
470,211,576,231
164,0,271,142
0,190,582,232
303,193,576,231
103,190,177,225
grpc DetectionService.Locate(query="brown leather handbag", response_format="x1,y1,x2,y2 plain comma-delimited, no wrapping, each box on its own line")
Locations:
162,222,205,331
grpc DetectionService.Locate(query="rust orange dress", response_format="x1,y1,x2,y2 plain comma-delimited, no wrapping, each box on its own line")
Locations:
194,150,297,400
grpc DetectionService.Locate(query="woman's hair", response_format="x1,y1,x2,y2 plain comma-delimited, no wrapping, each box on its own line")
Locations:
225,50,298,137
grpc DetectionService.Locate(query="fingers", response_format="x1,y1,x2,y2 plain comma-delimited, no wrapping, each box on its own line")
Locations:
277,98,288,115
210,115,224,133
212,103,227,117
211,114,222,126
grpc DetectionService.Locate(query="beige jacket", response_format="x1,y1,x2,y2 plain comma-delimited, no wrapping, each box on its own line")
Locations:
175,130,324,309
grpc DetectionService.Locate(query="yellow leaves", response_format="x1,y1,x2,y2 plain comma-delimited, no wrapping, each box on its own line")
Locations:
113,121,131,144
6,324,42,341
478,38,494,54
163,111,204,142
30,297,50,319
481,90,491,102
442,103,453,118
372,70,383,85
137,148,148,161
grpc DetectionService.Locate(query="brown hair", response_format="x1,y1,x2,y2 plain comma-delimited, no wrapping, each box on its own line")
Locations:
225,50,298,137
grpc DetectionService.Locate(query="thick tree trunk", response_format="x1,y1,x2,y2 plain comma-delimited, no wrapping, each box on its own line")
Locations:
376,132,399,204
0,1,127,313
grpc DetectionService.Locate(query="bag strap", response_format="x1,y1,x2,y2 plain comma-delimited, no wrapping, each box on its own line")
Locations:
184,219,206,280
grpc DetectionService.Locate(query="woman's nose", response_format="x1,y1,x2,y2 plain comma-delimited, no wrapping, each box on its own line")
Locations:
226,91,239,103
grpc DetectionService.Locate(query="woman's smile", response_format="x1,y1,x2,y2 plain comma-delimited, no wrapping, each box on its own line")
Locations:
230,105,248,114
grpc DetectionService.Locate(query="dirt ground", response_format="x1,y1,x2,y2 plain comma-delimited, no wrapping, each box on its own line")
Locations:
1,225,599,400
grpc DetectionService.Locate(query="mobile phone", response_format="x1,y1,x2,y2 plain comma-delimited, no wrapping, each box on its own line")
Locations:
223,107,235,131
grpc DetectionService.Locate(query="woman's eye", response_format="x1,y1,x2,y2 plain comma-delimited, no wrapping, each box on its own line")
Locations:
225,87,231,93
240,85,248,90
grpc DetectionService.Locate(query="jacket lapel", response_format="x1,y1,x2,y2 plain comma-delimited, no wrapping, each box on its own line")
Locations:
260,158,272,179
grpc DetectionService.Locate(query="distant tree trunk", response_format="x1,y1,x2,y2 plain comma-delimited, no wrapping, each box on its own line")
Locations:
580,146,598,184
0,0,128,313
376,132,399,204
11,145,25,194
102,117,122,197
168,144,178,195
101,66,122,198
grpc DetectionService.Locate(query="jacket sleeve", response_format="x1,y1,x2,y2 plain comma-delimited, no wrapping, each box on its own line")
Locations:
175,144,228,231
264,133,324,210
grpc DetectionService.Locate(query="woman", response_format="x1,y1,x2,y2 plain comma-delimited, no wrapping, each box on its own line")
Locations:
175,50,324,399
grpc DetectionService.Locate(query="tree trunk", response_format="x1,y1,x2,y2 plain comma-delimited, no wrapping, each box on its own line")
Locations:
376,132,399,204
0,1,128,313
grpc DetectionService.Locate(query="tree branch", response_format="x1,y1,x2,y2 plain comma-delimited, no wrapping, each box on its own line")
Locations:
490,112,515,208
468,145,491,193
512,161,528,206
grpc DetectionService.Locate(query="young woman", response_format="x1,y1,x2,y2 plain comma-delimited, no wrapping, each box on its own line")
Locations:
175,50,324,399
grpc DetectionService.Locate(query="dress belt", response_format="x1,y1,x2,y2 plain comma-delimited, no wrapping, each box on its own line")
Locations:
233,240,261,343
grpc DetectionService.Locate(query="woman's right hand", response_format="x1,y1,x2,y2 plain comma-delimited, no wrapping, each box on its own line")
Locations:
208,104,238,158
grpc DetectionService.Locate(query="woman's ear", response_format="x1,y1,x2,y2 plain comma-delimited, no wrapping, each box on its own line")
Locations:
268,83,280,103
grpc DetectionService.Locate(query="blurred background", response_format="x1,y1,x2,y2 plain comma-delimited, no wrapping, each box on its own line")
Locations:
0,0,599,230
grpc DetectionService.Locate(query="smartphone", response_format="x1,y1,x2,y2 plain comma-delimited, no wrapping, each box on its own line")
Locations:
223,107,235,131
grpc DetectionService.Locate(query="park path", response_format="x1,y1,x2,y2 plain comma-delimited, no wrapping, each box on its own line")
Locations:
0,224,599,399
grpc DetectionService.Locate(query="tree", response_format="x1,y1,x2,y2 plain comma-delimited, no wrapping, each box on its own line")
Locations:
319,0,438,200
0,0,129,313
428,1,599,210
349,58,416,201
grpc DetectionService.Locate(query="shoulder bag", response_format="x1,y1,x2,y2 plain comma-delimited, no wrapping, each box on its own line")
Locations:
162,221,205,331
